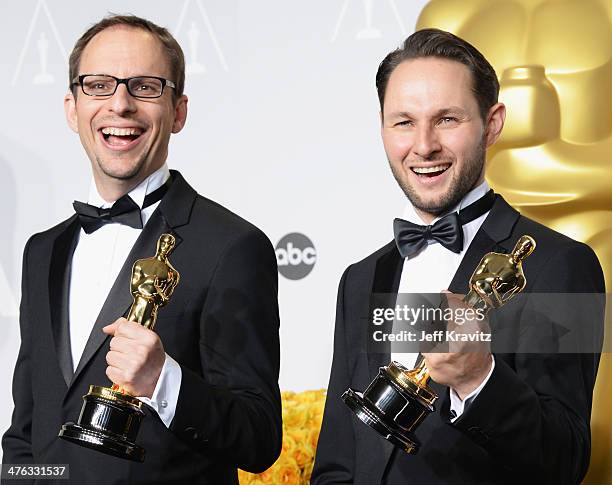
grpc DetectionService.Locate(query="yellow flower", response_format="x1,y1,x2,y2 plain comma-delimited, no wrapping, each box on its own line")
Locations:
302,462,314,484
298,389,326,403
238,468,253,484
272,456,302,484
286,427,307,443
292,445,314,470
242,389,328,484
253,466,275,484
307,400,325,427
307,426,321,453
283,402,309,429
282,429,313,474
282,433,298,457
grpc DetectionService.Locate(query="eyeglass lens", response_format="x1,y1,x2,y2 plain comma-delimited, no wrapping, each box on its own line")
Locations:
81,75,163,98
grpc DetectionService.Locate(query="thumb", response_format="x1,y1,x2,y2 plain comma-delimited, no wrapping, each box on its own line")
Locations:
102,318,127,335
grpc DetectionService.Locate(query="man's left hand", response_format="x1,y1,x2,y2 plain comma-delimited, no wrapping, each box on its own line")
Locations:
423,292,493,400
102,318,165,398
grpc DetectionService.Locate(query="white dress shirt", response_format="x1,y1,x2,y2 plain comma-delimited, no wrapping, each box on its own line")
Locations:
68,163,181,427
391,181,495,421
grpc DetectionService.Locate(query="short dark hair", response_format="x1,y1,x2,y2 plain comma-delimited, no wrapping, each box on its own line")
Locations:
376,28,499,121
68,14,185,101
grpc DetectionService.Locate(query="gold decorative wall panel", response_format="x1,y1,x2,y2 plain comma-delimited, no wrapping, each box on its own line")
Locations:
417,1,612,482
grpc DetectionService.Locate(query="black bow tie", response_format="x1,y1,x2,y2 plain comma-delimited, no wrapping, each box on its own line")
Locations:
394,190,496,258
73,177,170,234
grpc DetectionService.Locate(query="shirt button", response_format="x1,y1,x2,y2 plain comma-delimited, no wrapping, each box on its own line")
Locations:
160,400,168,408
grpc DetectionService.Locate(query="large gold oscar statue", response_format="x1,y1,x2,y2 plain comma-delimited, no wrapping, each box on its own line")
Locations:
416,1,611,482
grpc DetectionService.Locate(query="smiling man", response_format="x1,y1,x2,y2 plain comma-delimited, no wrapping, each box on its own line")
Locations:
312,29,604,484
2,15,281,484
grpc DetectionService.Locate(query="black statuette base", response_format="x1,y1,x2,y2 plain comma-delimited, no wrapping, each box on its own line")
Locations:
59,386,146,462
343,389,420,454
342,364,436,454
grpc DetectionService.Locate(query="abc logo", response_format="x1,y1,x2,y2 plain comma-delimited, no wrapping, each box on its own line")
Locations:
275,233,317,280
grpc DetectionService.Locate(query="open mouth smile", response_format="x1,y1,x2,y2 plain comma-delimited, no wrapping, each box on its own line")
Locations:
410,164,451,178
99,126,145,150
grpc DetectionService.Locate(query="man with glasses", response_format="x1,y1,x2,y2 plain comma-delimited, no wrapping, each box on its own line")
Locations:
2,14,282,484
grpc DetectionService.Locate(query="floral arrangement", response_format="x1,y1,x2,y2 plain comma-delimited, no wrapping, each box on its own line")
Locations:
238,389,327,484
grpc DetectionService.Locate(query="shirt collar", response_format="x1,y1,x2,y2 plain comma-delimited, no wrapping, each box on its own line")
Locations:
401,180,491,225
88,164,170,209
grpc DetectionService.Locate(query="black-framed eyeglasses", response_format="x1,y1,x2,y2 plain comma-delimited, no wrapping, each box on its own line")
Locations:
71,74,176,99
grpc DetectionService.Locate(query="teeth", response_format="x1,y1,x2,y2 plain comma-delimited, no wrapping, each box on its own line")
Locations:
101,127,142,136
412,164,450,174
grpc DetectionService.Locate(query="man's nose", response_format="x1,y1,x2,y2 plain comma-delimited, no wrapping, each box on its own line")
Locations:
413,125,441,159
107,83,137,115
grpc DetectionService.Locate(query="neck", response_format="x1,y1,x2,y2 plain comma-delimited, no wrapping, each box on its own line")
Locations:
94,180,140,203
93,164,163,203
414,208,437,225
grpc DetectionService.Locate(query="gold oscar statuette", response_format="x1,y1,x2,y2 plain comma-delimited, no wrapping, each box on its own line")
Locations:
343,235,536,453
58,233,180,462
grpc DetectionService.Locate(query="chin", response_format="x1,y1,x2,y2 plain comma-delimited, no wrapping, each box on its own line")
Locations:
96,157,145,181
100,163,143,181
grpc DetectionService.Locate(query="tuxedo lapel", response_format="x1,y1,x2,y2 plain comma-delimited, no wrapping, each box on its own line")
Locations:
367,241,403,382
448,230,496,295
49,216,80,388
365,242,403,477
449,195,520,294
371,242,403,294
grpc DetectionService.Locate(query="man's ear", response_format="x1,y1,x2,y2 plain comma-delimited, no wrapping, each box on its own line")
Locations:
484,102,506,148
172,95,188,133
64,91,79,133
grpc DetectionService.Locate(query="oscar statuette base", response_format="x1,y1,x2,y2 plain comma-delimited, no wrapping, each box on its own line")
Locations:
342,361,437,454
342,388,421,453
59,385,146,462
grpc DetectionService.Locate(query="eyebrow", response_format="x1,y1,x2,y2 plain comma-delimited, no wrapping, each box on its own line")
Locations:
386,107,469,119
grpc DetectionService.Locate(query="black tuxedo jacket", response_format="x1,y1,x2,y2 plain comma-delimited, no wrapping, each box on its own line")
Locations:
312,195,605,485
2,171,282,484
